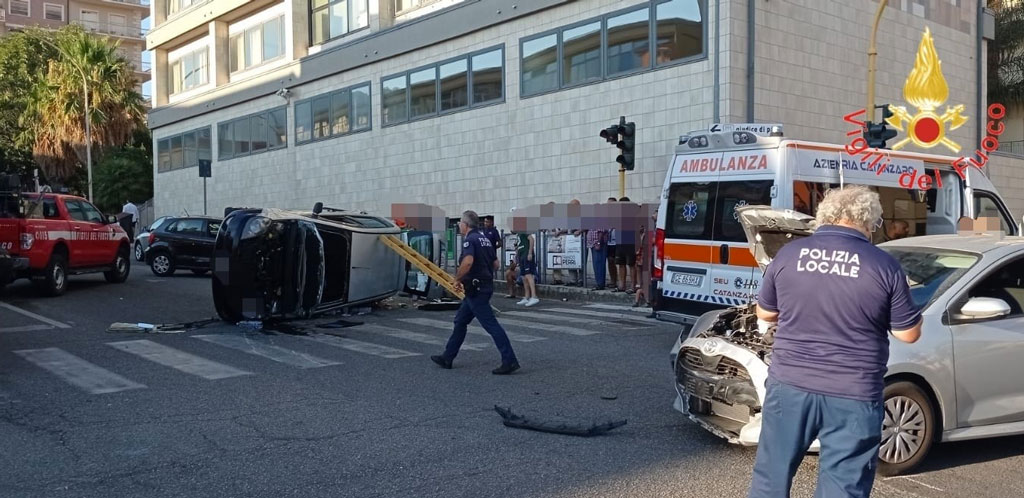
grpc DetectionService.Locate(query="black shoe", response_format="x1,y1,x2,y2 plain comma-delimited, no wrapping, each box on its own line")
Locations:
592,286,605,291
492,362,521,375
430,355,452,369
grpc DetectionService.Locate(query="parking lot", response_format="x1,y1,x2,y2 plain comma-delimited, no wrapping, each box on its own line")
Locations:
0,269,1022,497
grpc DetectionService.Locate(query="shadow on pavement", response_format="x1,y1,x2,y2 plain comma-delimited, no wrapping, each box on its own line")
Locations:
914,434,1024,474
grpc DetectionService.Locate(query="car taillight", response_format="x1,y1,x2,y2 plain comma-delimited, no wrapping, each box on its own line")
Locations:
20,233,33,250
148,232,156,245
653,228,665,280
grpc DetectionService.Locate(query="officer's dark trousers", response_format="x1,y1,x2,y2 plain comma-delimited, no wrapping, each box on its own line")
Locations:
590,246,607,287
748,377,883,498
443,289,517,365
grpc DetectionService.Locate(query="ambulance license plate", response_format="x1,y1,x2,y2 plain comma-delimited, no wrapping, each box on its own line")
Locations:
671,273,703,287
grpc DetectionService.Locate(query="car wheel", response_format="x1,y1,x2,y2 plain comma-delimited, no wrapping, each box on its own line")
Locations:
35,252,68,297
105,246,131,283
134,242,144,262
878,381,936,476
191,269,209,275
150,252,175,277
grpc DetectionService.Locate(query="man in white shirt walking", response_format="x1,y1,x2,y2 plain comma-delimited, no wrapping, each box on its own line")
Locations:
122,200,140,238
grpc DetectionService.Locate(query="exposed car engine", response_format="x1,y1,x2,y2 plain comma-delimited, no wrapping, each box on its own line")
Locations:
694,303,777,362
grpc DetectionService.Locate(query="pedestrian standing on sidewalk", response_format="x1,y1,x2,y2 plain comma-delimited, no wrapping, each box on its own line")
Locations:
515,222,539,307
606,197,618,291
431,210,520,375
586,226,607,290
615,197,637,294
504,257,519,299
748,186,922,498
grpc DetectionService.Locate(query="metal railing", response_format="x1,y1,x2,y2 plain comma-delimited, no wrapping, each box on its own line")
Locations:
393,0,443,15
0,8,6,22
1001,140,1024,157
104,0,151,6
75,21,149,39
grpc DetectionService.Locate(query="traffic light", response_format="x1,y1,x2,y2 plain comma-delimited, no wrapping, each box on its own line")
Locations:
616,121,636,171
864,104,899,149
600,124,619,144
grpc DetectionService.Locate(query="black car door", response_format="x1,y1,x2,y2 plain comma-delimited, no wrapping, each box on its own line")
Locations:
194,219,221,268
165,218,206,267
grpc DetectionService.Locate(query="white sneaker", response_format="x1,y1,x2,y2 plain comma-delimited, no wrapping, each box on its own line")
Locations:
517,298,529,305
525,298,540,307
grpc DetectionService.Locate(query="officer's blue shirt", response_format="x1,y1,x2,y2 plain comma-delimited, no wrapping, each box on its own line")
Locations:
482,227,501,249
461,230,496,287
758,225,921,401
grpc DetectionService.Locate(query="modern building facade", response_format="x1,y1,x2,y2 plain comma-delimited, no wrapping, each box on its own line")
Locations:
0,0,151,88
146,0,1024,224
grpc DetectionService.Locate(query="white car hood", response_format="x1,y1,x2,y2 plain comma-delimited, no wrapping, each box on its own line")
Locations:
736,206,816,272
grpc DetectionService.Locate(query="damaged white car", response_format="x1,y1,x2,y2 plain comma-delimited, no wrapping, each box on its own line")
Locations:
671,205,1024,476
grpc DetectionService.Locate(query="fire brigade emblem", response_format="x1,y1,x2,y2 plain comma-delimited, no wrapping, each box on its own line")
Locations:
683,201,698,222
885,27,967,152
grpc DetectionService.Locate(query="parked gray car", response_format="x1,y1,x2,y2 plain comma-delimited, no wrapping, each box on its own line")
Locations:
134,216,171,261
671,206,1024,475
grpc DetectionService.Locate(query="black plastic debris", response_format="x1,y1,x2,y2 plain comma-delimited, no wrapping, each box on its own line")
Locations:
107,318,220,334
418,300,461,311
316,319,364,329
493,405,627,437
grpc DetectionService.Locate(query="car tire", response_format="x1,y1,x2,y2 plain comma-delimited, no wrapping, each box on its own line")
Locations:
878,381,936,476
150,252,175,277
35,252,68,297
105,246,131,283
191,269,209,275
134,242,144,262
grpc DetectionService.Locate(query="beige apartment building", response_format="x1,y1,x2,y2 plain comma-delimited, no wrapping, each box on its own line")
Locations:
0,0,151,88
145,0,1024,224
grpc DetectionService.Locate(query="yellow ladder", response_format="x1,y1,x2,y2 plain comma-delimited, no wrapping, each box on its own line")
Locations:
378,234,500,314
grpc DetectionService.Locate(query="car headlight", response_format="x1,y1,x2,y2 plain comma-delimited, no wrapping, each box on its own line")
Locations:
240,216,271,240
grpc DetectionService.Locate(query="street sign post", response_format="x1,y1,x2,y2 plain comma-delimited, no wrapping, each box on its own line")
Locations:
198,159,211,215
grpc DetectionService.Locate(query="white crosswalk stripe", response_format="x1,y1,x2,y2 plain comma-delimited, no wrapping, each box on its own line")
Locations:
193,334,342,369
356,323,490,351
502,310,647,330
300,333,420,359
584,303,654,314
492,316,599,336
541,307,659,324
14,348,146,394
107,340,253,380
0,324,54,333
397,317,546,342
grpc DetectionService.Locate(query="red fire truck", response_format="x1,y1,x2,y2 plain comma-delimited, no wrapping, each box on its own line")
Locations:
1,176,131,296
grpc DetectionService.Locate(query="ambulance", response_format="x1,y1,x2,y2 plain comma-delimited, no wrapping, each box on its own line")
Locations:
651,124,1020,325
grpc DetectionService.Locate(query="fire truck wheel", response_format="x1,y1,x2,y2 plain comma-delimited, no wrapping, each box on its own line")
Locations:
35,252,68,297
105,246,131,283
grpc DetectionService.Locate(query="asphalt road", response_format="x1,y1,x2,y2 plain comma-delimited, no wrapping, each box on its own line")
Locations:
1,266,1022,498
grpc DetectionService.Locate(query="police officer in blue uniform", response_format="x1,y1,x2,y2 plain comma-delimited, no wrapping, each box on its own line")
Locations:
431,210,520,375
748,186,922,498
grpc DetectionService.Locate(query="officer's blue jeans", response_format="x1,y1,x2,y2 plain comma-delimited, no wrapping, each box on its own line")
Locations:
749,377,884,498
590,246,607,287
443,289,517,365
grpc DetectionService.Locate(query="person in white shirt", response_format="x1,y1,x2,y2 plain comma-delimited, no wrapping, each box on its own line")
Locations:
122,200,139,235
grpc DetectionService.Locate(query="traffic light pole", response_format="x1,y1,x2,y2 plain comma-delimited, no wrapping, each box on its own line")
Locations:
866,0,887,124
619,168,625,199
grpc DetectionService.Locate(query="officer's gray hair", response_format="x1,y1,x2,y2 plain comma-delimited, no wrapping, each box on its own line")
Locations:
461,210,480,229
815,186,883,232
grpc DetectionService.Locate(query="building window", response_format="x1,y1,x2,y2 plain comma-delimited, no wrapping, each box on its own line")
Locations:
519,0,705,97
311,0,369,46
169,48,209,95
10,1,30,17
393,0,440,15
43,3,64,21
165,0,204,20
229,15,285,74
294,82,371,145
157,127,212,173
382,45,504,127
218,107,288,161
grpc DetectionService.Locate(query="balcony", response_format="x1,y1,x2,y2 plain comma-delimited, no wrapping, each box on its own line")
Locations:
78,0,151,8
75,21,149,40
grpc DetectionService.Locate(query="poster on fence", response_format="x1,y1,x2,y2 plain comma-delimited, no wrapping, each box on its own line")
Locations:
546,235,582,269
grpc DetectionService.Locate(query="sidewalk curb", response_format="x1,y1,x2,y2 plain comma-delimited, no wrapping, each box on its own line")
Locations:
494,281,638,304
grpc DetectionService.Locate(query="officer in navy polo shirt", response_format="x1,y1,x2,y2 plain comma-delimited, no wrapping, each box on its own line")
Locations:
748,186,922,498
431,210,520,375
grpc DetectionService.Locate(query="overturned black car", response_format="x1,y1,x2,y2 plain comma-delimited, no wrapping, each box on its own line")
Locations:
212,204,405,323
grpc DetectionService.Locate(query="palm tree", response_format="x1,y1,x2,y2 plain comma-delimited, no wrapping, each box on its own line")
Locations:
20,26,145,182
988,0,1024,105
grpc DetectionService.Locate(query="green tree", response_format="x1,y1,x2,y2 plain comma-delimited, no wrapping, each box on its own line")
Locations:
21,25,146,182
989,0,1024,105
93,146,152,214
0,31,58,152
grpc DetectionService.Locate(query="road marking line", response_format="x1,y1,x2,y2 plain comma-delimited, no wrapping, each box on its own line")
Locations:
107,340,253,380
397,317,546,342
14,348,146,394
883,476,945,492
493,316,599,336
584,303,654,314
0,302,71,329
192,334,342,369
301,334,420,359
540,307,659,324
356,324,489,351
502,310,646,330
0,324,54,333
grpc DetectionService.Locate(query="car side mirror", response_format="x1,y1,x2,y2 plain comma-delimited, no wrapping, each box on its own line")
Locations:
956,297,1011,321
107,214,118,224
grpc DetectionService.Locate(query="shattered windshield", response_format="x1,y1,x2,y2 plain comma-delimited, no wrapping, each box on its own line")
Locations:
882,248,979,308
